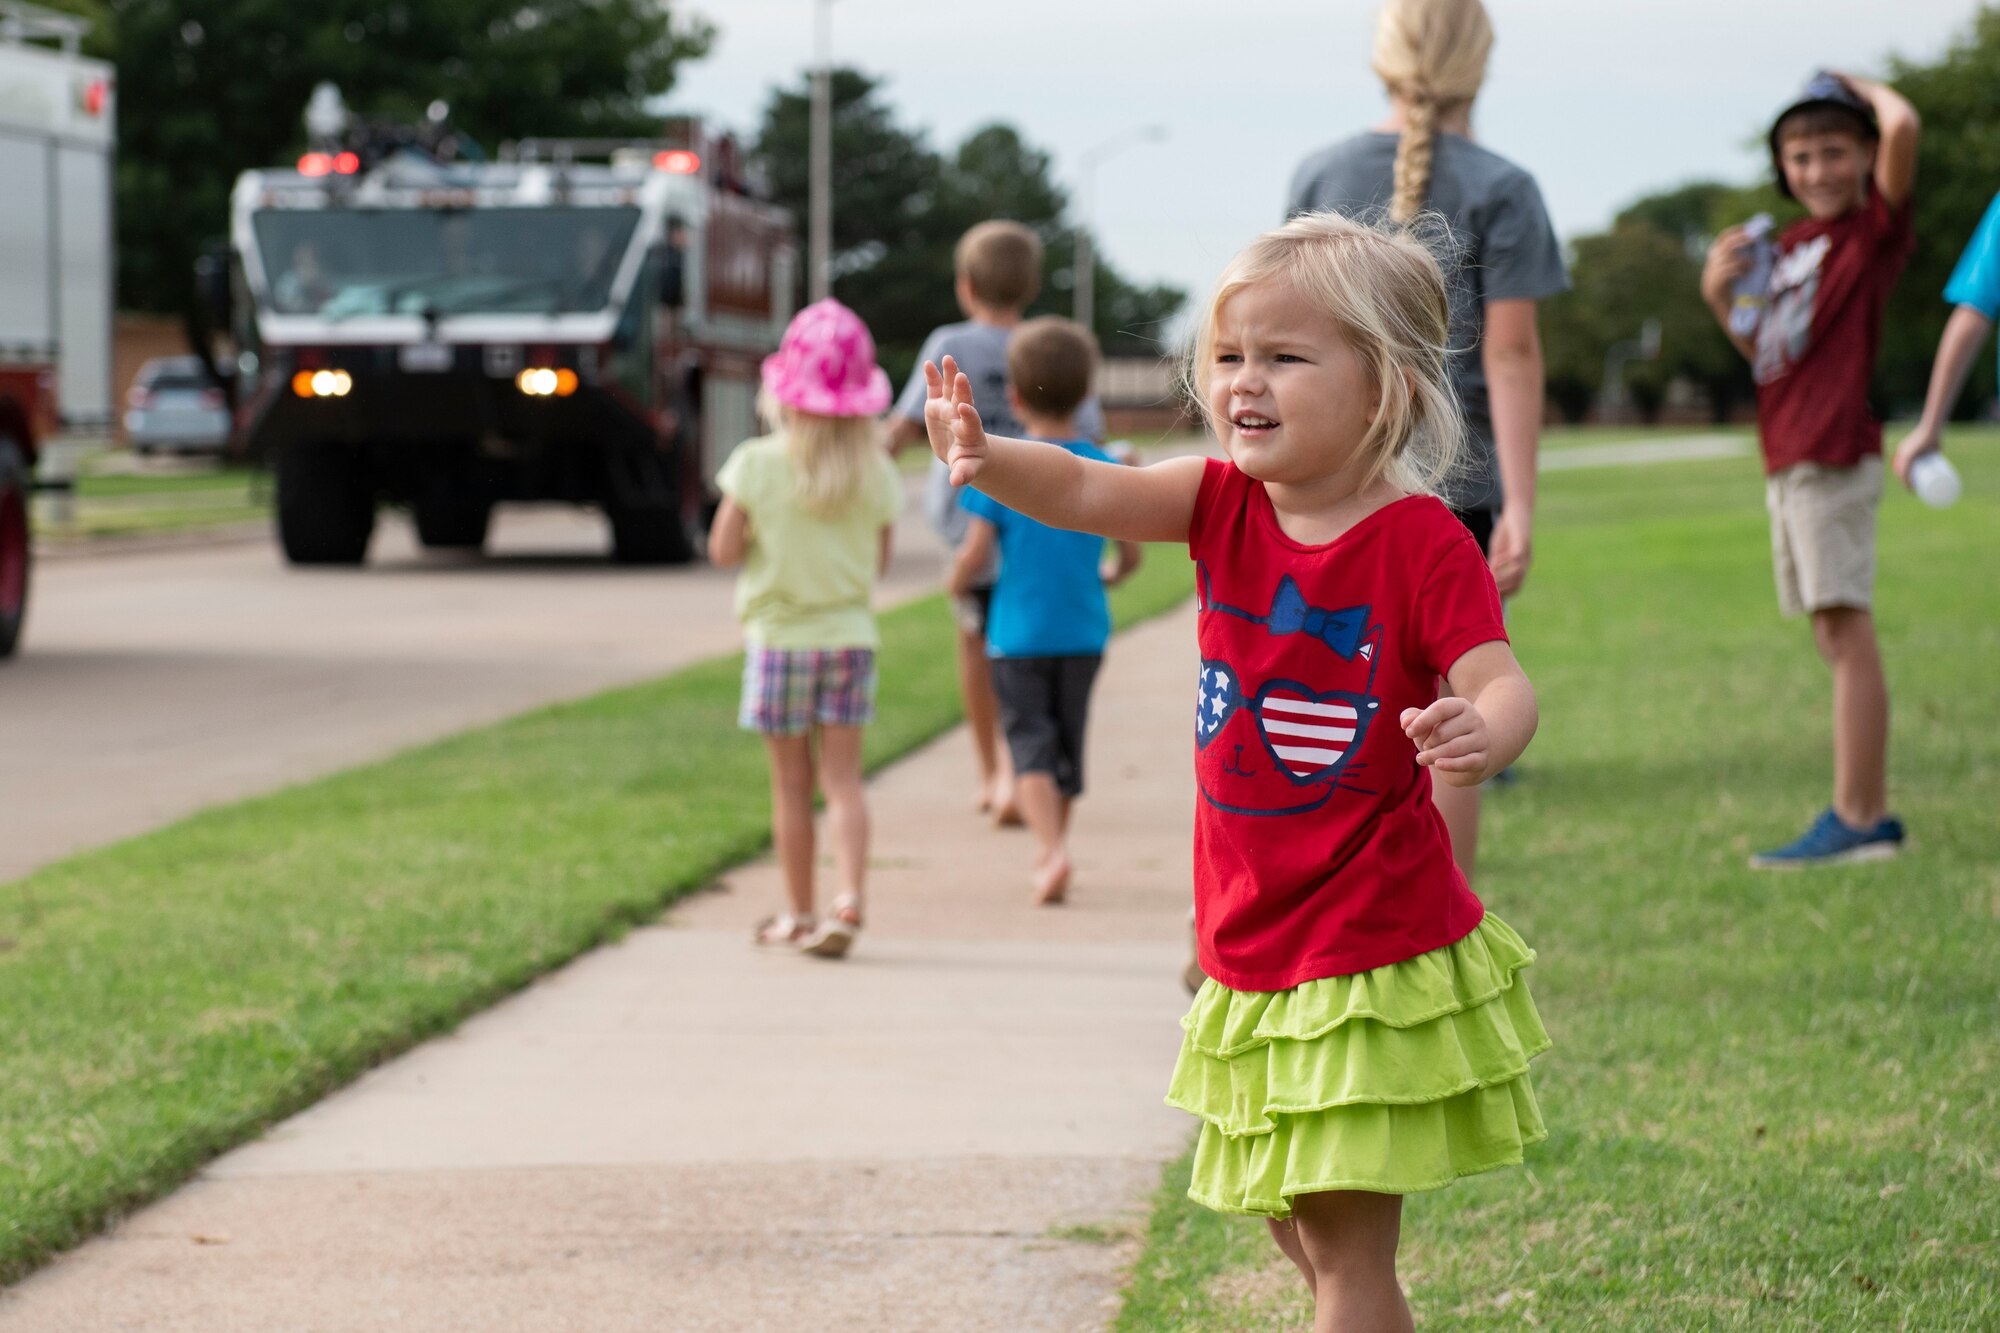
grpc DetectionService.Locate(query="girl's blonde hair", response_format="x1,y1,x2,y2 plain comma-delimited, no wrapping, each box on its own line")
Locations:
1373,0,1493,222
1187,211,1467,498
756,386,879,517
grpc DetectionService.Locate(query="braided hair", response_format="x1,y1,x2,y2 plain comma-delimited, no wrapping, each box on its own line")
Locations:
1372,0,1493,223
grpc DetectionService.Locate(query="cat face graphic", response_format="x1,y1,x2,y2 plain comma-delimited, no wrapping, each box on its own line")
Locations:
1196,573,1382,817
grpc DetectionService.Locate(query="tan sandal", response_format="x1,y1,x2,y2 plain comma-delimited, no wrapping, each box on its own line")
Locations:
799,894,862,959
752,913,814,948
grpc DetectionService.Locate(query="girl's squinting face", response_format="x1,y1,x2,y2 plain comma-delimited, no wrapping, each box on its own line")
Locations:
1206,281,1378,487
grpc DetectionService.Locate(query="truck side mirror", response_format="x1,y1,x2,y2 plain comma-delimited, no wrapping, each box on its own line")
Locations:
660,218,692,312
658,242,685,309
194,244,233,325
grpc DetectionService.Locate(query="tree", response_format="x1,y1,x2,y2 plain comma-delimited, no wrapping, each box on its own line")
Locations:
1538,177,1774,425
751,69,1185,380
1537,281,1600,425
48,0,713,315
1615,183,1774,422
1678,5,2000,418
1882,4,2000,418
1540,7,2000,427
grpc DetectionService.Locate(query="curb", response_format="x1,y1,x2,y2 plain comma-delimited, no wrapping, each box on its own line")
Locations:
34,521,272,562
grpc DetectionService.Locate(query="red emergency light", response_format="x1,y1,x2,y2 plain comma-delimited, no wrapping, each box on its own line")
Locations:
653,149,700,175
298,152,333,177
81,79,108,117
333,151,360,175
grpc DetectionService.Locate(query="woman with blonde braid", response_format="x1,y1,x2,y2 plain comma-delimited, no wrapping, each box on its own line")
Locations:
1288,0,1566,881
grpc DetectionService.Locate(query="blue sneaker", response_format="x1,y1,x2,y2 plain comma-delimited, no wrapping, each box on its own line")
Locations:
1750,808,1905,869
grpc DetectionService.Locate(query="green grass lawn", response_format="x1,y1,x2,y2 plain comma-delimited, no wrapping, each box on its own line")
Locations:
40,455,271,538
65,501,270,538
1537,423,1752,450
0,552,1196,1284
1116,428,2000,1331
73,461,259,498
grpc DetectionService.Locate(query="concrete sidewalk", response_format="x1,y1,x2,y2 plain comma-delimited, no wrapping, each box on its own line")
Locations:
0,605,1201,1332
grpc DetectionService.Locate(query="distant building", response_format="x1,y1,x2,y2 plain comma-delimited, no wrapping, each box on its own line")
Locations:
1099,356,1198,436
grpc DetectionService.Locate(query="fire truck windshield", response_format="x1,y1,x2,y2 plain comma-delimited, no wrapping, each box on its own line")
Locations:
253,206,644,319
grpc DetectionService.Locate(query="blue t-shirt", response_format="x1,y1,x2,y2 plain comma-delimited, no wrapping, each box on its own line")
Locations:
891,320,1106,554
961,439,1114,659
1945,191,2000,380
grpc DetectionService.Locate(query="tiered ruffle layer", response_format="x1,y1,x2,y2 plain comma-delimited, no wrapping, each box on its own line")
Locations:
1168,914,1551,1217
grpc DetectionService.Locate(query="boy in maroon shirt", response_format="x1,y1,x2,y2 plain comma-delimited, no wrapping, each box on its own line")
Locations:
1701,71,1919,867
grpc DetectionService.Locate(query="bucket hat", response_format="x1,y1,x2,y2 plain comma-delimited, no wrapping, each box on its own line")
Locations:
1768,72,1879,200
760,298,892,417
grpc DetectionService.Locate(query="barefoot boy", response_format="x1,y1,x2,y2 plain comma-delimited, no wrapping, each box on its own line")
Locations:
946,317,1138,903
1700,71,1920,867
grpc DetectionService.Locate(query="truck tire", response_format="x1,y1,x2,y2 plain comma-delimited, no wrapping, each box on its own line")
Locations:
276,440,375,566
0,439,29,659
413,495,492,551
607,501,695,565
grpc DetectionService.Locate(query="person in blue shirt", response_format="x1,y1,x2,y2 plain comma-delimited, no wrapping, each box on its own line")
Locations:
1896,190,2000,483
949,317,1142,905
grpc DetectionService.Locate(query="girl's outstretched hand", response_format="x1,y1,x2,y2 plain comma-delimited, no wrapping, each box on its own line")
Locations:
923,356,991,487
1400,697,1490,787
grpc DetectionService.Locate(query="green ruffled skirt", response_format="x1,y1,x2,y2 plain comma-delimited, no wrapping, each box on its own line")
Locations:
1167,914,1550,1218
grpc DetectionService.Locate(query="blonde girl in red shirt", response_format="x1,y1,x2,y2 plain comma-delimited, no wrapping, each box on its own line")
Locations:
922,212,1549,1332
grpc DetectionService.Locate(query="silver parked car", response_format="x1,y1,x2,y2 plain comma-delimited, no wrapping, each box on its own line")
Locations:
124,356,231,455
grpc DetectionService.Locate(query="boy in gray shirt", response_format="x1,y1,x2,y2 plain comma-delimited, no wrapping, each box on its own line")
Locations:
885,221,1102,821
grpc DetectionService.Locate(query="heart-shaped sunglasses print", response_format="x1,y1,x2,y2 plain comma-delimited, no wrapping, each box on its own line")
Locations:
1251,680,1378,787
1196,660,1242,748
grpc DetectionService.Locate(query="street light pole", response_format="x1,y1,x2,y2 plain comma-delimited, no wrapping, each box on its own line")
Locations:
807,0,834,303
1074,124,1166,336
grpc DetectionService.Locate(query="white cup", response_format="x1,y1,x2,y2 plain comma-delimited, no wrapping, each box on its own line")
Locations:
1910,452,1962,509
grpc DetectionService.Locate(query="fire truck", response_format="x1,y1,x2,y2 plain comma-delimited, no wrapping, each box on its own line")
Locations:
0,4,115,657
216,93,794,565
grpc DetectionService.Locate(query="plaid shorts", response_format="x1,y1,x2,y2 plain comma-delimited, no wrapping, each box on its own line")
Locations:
739,646,878,735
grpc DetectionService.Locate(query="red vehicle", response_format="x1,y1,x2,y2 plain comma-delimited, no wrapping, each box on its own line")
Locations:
0,363,58,658
216,103,795,565
0,7,116,657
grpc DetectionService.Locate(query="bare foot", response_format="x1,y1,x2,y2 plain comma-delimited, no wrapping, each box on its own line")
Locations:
1032,852,1071,906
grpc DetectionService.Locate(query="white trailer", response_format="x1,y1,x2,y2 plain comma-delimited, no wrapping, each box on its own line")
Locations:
0,2,114,428
0,2,115,658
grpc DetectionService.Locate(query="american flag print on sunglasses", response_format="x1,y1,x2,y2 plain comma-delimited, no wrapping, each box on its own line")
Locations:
1255,684,1368,783
1195,568,1385,817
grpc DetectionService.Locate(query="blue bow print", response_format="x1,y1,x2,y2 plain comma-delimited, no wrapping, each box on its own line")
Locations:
1265,576,1369,659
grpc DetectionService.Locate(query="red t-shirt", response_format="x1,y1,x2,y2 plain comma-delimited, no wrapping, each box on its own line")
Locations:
1753,188,1914,473
1187,460,1504,992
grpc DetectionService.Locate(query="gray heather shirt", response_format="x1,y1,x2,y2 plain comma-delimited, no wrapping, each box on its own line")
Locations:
893,320,1104,565
1287,131,1567,512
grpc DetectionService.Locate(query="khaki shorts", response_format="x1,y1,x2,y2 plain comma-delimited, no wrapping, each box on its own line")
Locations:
1765,456,1882,617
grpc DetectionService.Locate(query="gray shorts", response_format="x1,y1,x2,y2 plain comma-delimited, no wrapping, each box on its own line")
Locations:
991,654,1102,799
1766,456,1882,617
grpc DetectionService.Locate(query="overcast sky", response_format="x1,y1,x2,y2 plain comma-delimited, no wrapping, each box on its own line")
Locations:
668,0,1982,312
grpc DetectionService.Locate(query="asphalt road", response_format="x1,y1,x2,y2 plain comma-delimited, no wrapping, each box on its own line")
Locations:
1,491,944,884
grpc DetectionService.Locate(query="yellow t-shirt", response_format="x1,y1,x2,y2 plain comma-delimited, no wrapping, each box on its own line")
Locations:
716,433,903,650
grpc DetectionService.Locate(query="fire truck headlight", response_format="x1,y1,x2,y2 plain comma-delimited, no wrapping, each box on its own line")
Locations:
516,367,565,397
293,369,353,399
